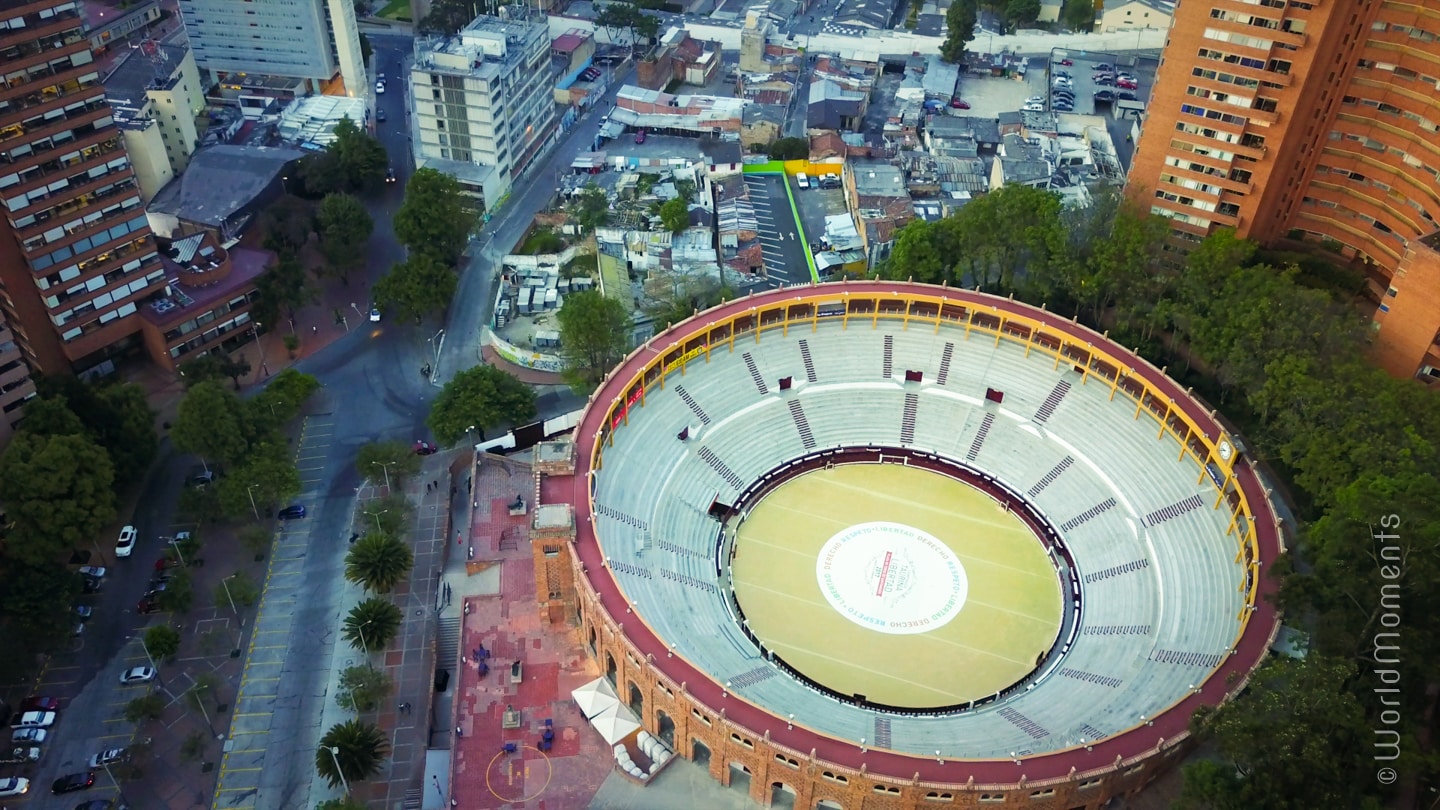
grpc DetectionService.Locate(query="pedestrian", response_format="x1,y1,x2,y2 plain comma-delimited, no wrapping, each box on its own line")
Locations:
456,726,463,738
433,479,439,490
426,482,432,493
312,325,318,334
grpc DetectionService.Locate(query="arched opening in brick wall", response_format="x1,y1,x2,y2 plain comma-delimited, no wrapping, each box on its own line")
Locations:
588,626,597,655
656,710,675,748
605,653,617,686
770,781,798,809
628,681,644,718
816,800,844,810
729,762,752,794
693,739,712,766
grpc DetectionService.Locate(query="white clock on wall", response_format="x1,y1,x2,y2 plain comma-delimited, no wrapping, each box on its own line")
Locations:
1217,439,1234,462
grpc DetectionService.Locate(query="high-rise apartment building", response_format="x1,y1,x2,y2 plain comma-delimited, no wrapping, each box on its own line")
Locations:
177,0,366,98
105,41,207,202
1130,0,1440,383
0,0,165,379
411,12,557,210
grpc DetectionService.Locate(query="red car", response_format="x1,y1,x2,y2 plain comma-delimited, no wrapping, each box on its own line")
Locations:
635,128,646,144
154,556,181,571
20,696,60,712
414,440,437,456
1058,58,1073,66
136,598,160,614
1117,79,1138,90
950,98,970,109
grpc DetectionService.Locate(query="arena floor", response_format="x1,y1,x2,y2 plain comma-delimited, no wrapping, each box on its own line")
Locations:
729,463,1063,707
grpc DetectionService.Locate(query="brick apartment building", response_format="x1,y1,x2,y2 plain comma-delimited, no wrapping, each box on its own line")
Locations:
0,0,168,425
1129,0,1440,383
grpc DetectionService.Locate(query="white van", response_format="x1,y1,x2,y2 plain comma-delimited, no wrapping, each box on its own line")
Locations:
796,173,810,189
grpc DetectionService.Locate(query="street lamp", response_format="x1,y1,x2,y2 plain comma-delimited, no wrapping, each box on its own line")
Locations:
378,461,397,491
251,321,270,378
220,574,240,617
326,745,351,796
100,759,127,805
246,484,261,521
363,507,388,534
357,618,375,659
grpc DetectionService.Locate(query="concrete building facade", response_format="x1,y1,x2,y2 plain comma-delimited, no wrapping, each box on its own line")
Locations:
1129,0,1440,383
104,41,206,202
0,0,165,380
137,231,270,371
411,12,557,209
177,0,365,98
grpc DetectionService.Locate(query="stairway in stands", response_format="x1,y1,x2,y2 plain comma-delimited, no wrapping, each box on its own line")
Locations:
900,393,918,445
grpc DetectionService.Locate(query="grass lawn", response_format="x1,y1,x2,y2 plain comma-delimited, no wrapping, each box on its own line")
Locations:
377,0,412,21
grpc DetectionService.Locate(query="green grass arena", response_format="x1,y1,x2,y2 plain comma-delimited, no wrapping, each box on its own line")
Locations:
729,463,1064,708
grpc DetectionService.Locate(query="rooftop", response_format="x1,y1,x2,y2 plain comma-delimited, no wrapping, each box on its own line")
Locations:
104,41,190,111
147,144,305,228
141,241,273,328
414,12,549,80
850,162,908,197
276,96,368,148
552,29,591,53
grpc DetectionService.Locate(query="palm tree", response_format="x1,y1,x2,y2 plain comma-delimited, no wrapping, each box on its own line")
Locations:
342,598,403,654
344,533,413,593
315,719,388,789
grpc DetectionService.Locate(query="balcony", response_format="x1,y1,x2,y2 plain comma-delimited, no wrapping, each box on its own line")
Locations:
0,7,84,49
14,177,140,238
2,51,99,98
1,120,116,176
3,137,123,193
0,78,104,126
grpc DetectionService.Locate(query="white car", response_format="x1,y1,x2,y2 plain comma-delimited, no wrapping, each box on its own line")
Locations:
11,727,46,744
0,776,29,797
119,666,156,685
89,748,128,768
375,80,385,94
1022,102,1046,112
369,307,382,322
78,565,106,578
116,524,138,558
11,711,56,728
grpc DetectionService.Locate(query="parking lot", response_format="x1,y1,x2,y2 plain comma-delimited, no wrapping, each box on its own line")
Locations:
744,174,812,285
790,179,851,276
1037,53,1158,116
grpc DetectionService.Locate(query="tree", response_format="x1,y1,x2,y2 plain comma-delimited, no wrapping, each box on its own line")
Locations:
658,198,689,233
372,254,457,323
342,597,404,652
336,664,394,713
1181,656,1381,809
316,193,375,279
178,351,252,390
252,253,315,328
259,195,315,253
394,167,477,266
768,137,808,161
417,0,488,34
0,559,80,652
217,570,261,608
644,274,730,332
345,535,414,595
0,433,116,564
558,289,632,391
144,625,182,661
594,3,656,49
261,369,322,419
426,365,537,445
303,117,388,196
355,441,422,488
16,395,86,437
216,445,302,519
156,568,194,613
941,0,977,62
1060,0,1093,30
28,379,158,486
315,719,389,789
172,381,252,466
124,693,166,723
1003,0,1040,26
571,184,610,233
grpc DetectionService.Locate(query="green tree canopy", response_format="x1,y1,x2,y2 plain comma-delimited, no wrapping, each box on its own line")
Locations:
0,432,116,563
173,381,253,466
344,534,414,594
316,719,389,788
0,558,81,652
1060,0,1093,30
317,192,375,278
144,624,182,660
372,254,457,324
768,137,808,161
426,364,537,445
341,596,404,649
27,378,158,486
252,253,315,327
259,195,314,253
354,441,422,488
571,185,610,233
644,274,730,332
557,290,634,392
941,0,977,62
299,117,389,196
394,167,477,266
336,664,393,713
416,0,489,33
658,198,689,233
216,443,302,519
16,395,86,437
1004,0,1040,25
178,351,252,390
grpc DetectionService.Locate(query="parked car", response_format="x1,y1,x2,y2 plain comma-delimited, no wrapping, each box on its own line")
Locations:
1,746,40,763
118,667,155,686
135,598,160,614
11,711,56,728
414,440,437,456
143,581,168,598
1053,69,1070,78
153,556,180,571
74,800,118,810
1093,62,1113,71
1052,77,1072,87
376,108,386,123
1021,102,1045,112
1116,72,1136,82
1094,75,1114,86
1053,101,1074,111
88,748,128,768
51,771,95,794
75,604,93,621
77,565,106,578
20,696,60,712
278,504,307,520
189,469,216,488
11,728,46,744
1093,90,1116,102
80,574,103,594
949,97,970,109
1117,89,1138,100
1057,58,1073,66
1117,78,1138,90
369,306,382,322
634,128,646,144
0,776,29,797
1025,95,1044,104
115,525,137,558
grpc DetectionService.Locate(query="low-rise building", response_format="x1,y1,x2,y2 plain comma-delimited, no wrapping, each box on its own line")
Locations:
411,11,557,209
922,116,981,159
990,133,1055,190
637,29,723,91
612,86,746,137
138,232,272,370
1096,0,1174,33
104,41,207,202
1037,0,1062,23
844,161,912,269
552,29,595,77
146,145,306,241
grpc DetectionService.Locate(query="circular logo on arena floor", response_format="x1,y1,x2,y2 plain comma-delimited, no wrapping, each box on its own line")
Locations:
816,522,968,635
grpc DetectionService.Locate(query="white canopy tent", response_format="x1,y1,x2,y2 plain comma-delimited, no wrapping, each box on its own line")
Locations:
571,677,621,719
590,702,642,745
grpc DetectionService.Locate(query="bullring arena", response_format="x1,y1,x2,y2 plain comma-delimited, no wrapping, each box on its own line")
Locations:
531,281,1282,809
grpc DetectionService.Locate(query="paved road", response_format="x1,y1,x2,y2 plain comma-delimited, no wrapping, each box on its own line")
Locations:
744,175,810,286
